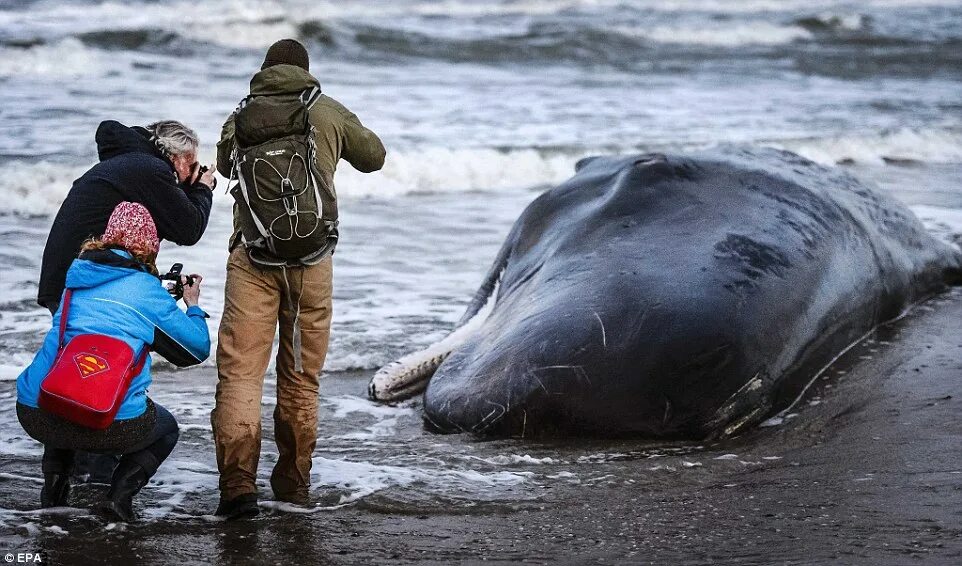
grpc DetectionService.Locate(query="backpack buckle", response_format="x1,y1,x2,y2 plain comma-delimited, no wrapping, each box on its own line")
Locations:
283,197,296,216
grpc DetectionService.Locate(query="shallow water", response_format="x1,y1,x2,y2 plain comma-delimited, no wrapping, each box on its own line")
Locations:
0,366,711,524
1,290,961,564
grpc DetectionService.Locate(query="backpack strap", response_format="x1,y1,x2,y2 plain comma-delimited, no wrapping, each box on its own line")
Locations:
56,287,149,369
228,140,239,193
57,289,72,351
300,86,322,110
234,165,275,251
299,85,325,223
227,94,251,192
229,98,271,250
236,94,255,112
131,345,150,376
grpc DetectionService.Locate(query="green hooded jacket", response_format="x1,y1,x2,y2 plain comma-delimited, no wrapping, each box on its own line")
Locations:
216,64,386,245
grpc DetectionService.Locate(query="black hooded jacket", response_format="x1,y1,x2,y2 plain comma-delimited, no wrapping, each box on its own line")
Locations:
37,120,213,309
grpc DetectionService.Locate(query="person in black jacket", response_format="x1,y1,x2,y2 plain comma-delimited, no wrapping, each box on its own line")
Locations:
37,119,216,313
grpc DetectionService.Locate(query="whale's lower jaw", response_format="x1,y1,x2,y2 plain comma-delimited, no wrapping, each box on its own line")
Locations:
368,297,495,402
368,354,445,402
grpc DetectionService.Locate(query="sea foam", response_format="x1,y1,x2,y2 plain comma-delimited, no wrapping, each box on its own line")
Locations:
4,129,960,218
0,147,579,217
0,39,103,78
625,22,813,47
778,128,962,166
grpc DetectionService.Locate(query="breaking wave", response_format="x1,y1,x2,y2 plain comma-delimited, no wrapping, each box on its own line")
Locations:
621,22,814,47
3,0,960,77
0,161,87,216
2,128,960,217
0,147,582,217
0,38,103,77
778,128,962,166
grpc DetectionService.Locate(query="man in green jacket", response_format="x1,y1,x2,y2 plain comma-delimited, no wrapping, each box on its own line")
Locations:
213,39,385,519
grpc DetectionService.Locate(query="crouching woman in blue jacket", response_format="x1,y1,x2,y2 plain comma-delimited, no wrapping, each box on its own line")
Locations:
15,202,210,522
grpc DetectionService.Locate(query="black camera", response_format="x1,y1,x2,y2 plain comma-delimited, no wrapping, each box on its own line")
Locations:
160,263,195,300
194,164,215,189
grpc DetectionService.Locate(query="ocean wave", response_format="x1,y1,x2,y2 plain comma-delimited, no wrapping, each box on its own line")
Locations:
75,28,180,51
183,16,301,49
0,161,87,216
0,0,302,53
335,146,580,197
47,0,959,22
794,13,870,34
2,129,959,218
0,0,622,31
0,147,582,217
623,22,813,47
910,205,962,247
2,1,959,76
303,20,962,72
612,0,962,13
790,12,958,49
777,129,962,166
6,28,958,81
0,38,103,77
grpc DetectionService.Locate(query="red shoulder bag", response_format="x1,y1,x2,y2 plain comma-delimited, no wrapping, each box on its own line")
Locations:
38,290,149,429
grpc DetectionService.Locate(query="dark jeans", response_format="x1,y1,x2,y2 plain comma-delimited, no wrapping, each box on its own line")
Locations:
41,403,180,482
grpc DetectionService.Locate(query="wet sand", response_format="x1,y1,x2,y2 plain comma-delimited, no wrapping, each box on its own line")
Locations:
1,288,961,565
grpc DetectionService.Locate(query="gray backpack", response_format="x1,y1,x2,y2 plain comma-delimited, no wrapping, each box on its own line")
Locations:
229,86,338,267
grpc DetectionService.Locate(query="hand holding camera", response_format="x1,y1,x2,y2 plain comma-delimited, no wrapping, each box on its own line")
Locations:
189,162,217,190
181,273,203,307
161,263,203,306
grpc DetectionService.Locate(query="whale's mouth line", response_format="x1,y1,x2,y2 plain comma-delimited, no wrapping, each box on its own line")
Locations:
771,288,949,420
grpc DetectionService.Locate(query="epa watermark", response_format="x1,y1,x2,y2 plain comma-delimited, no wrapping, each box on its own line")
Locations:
3,553,43,563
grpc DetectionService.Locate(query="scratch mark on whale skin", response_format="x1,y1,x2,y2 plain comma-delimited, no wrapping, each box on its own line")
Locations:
594,311,607,350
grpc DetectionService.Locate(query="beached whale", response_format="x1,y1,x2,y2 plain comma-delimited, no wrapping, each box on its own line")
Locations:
369,147,962,438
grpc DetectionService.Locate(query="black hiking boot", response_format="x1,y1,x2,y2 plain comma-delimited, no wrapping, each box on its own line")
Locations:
40,473,70,508
98,460,149,522
215,493,260,520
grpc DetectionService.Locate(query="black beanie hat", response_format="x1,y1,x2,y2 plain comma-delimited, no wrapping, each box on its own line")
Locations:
262,39,309,71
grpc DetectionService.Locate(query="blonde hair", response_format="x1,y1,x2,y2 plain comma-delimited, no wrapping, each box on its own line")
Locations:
81,238,159,276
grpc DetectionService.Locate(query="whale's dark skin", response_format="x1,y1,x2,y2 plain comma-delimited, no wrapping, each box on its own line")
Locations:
422,148,962,438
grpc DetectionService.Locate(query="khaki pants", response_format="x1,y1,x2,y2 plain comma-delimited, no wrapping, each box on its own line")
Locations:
211,247,333,502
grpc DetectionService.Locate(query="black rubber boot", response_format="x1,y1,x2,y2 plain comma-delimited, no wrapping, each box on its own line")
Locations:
40,473,70,508
40,447,74,508
99,460,150,522
71,451,120,484
215,493,260,520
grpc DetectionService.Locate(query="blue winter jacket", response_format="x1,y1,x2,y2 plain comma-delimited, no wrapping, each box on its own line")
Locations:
17,249,211,420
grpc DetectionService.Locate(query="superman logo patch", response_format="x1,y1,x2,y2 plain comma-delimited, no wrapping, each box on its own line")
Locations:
74,353,109,378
